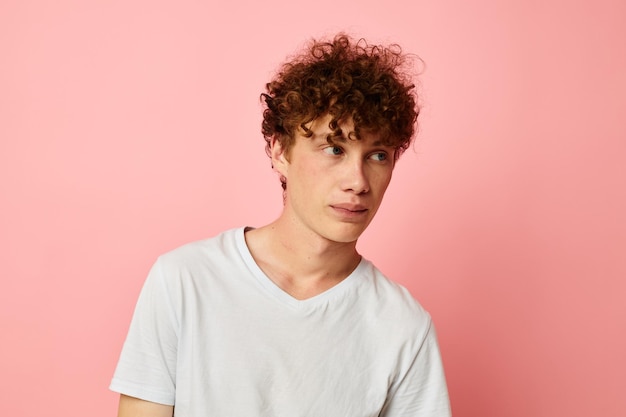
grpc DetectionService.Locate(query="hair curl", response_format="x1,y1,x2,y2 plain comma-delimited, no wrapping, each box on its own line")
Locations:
261,33,419,163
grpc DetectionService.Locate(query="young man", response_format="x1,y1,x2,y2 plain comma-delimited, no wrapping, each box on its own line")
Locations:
110,34,451,416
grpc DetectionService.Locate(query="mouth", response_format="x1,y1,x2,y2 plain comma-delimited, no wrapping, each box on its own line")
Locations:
330,204,369,217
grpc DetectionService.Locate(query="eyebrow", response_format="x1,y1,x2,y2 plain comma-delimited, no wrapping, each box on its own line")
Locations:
316,132,386,147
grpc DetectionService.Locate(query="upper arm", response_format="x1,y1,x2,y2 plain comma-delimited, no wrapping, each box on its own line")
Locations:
380,323,451,416
117,394,174,417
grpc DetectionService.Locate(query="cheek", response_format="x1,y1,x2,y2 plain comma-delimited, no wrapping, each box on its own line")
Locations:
293,158,327,184
372,169,393,192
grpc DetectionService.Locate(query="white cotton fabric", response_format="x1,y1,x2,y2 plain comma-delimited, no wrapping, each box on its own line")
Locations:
110,227,451,416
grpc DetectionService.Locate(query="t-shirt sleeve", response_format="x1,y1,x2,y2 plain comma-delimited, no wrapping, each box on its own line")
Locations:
380,321,452,417
109,257,179,405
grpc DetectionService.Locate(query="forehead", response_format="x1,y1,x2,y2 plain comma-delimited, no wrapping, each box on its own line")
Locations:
305,114,350,133
306,115,387,146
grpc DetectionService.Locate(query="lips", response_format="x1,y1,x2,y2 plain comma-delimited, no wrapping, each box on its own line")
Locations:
330,203,368,213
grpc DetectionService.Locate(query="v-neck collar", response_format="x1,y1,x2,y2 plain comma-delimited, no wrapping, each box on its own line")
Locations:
235,227,367,311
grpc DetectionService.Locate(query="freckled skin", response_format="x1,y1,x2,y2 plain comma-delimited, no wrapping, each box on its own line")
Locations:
273,115,395,246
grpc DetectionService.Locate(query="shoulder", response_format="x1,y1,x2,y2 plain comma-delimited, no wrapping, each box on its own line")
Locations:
146,227,246,292
358,260,433,339
155,227,243,271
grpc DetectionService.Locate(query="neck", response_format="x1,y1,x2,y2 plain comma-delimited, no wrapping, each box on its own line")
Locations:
245,216,362,300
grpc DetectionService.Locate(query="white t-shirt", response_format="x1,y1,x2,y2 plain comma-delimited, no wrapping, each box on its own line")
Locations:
110,227,451,416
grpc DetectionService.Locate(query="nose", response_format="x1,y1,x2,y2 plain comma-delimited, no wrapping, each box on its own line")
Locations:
340,158,370,194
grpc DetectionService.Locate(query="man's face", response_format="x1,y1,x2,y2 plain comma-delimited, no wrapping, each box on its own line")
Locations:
271,114,396,244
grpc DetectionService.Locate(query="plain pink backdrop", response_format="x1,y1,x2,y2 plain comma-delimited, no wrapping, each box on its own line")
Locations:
1,0,625,416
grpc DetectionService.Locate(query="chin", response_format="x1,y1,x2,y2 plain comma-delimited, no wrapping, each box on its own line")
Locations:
323,225,368,244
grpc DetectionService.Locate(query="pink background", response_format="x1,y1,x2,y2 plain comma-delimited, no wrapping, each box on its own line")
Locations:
1,0,625,416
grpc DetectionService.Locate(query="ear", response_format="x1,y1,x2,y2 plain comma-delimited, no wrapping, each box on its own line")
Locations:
270,137,289,178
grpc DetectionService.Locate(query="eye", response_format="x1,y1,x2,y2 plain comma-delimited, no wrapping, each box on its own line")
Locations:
369,152,388,162
323,146,343,156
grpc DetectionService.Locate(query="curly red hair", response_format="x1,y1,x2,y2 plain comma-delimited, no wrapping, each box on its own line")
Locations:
261,33,419,160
